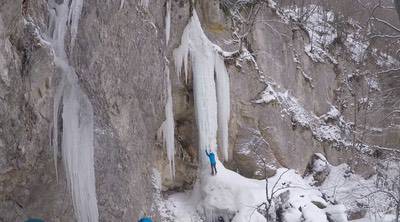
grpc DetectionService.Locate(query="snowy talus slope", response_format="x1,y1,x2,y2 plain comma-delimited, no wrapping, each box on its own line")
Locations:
164,163,350,222
164,154,396,222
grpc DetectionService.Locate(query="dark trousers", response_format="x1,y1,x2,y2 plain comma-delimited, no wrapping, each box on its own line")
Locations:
210,163,217,175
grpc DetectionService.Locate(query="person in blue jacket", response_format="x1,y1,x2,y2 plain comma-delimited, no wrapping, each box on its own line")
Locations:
205,149,217,175
138,217,152,222
25,219,45,222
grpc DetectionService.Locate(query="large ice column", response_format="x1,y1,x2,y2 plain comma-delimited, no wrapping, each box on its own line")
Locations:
165,0,171,45
61,80,99,222
141,0,149,10
163,63,176,178
49,0,99,221
173,11,230,165
215,55,230,161
163,1,175,178
68,0,83,54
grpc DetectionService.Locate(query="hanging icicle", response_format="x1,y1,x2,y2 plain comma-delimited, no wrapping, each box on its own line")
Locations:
162,61,176,179
165,0,171,45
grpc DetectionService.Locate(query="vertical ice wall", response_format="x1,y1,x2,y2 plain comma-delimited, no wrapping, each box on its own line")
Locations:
141,0,149,10
48,0,99,221
215,56,230,161
162,1,176,178
165,0,171,45
68,0,83,54
162,0,176,178
173,11,231,164
163,62,176,178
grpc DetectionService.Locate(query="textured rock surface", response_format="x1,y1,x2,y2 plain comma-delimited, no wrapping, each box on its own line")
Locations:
1,0,167,221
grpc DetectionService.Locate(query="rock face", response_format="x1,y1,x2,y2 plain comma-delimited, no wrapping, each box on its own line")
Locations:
1,0,167,221
0,0,399,221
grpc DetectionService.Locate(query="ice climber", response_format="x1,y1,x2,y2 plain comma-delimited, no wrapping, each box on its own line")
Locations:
138,217,152,222
25,219,45,222
205,149,217,175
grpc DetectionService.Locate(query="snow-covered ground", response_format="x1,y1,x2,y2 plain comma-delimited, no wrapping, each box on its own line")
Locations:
158,155,396,222
162,160,347,222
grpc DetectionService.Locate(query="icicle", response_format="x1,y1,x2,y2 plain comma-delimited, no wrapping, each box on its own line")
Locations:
163,62,175,179
119,0,125,10
68,0,83,54
52,74,65,182
141,0,149,10
173,11,231,166
48,0,99,221
215,55,230,161
173,28,189,83
61,82,98,222
165,0,171,45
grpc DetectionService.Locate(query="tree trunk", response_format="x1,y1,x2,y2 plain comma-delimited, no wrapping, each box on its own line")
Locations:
395,0,400,22
397,185,400,222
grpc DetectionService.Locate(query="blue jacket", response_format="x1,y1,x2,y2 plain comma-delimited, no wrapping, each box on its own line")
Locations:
25,219,45,222
205,150,216,165
138,217,152,222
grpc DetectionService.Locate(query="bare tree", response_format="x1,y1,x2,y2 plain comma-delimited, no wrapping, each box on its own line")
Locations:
241,128,291,221
255,169,290,222
352,156,400,221
373,157,400,221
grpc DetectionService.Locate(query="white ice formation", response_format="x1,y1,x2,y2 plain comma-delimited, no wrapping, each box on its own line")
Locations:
162,61,176,179
173,10,230,163
48,0,99,221
165,0,171,45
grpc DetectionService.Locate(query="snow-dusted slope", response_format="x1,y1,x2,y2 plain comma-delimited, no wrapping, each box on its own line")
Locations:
165,162,348,222
164,152,397,222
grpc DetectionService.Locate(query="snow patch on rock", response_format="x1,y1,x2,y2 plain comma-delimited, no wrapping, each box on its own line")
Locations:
283,5,338,64
255,83,352,146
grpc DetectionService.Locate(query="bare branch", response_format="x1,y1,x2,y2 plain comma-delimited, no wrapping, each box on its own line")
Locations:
271,169,291,194
370,17,400,33
370,34,400,39
361,189,400,203
376,68,400,75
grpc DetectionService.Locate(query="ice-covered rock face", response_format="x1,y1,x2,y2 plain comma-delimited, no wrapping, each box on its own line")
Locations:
0,0,166,221
48,0,99,221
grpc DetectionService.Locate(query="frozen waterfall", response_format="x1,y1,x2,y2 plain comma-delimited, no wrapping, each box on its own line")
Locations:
165,0,171,45
173,10,231,165
162,2,175,179
215,55,230,161
48,0,99,221
163,62,176,179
